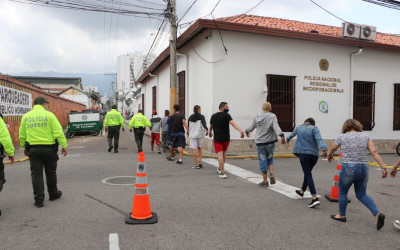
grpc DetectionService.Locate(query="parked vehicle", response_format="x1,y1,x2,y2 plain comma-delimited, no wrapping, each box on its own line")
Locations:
67,109,102,138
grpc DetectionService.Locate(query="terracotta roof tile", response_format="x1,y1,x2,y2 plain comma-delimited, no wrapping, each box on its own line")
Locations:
136,15,400,84
217,14,400,47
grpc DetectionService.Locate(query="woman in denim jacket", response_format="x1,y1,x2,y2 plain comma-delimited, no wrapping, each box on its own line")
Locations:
327,119,387,230
285,118,328,208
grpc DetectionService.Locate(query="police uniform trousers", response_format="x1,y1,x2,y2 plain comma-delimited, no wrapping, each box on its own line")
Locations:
107,125,121,150
133,127,145,152
28,146,60,203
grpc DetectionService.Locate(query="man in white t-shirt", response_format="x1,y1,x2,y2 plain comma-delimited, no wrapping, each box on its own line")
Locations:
188,105,208,169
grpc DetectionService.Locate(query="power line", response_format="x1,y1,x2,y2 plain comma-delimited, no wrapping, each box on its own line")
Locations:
135,19,168,81
309,0,347,23
244,0,265,14
309,0,394,34
177,0,198,25
8,0,164,18
210,0,222,15
190,42,224,64
362,0,400,10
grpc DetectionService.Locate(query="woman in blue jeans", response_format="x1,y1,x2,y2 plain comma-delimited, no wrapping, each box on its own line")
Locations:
285,118,328,208
327,119,387,230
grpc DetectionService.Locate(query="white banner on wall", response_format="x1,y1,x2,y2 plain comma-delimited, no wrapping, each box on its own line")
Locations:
0,85,32,116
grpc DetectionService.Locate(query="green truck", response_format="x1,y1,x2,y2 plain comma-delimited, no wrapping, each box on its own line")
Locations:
67,110,103,138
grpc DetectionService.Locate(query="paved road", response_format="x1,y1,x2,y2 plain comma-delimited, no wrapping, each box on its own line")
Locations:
0,130,399,250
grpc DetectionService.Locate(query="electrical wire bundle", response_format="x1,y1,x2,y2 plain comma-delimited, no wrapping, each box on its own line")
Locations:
8,0,165,18
362,0,400,10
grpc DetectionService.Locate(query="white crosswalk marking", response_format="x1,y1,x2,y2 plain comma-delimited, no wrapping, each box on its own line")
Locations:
109,233,120,250
202,158,319,199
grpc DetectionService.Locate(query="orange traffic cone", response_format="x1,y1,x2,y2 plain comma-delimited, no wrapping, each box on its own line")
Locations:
325,153,350,203
125,152,158,224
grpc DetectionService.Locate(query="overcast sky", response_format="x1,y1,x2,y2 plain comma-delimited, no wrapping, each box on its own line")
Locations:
0,0,399,75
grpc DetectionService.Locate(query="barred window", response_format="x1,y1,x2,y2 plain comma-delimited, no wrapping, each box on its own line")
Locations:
266,74,296,132
394,84,400,130
353,81,375,131
141,93,145,114
178,71,186,116
152,86,157,111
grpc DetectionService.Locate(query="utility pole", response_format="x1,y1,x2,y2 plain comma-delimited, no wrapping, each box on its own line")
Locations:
168,0,177,112
105,73,117,107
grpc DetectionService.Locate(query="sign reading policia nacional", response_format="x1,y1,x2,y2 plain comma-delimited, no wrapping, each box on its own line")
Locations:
303,59,344,94
0,85,32,116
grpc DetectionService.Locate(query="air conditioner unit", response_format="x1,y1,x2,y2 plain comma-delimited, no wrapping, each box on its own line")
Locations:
342,22,361,39
360,25,376,41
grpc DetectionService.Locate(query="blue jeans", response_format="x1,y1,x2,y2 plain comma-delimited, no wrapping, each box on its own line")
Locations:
339,163,379,217
298,154,318,196
257,143,275,172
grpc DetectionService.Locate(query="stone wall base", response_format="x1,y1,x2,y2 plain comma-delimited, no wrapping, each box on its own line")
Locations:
199,138,399,155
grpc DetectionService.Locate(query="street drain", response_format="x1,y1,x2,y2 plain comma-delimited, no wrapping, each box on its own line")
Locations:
101,176,136,185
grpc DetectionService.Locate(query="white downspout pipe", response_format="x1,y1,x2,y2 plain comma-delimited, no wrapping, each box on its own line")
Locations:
350,48,363,118
148,73,158,112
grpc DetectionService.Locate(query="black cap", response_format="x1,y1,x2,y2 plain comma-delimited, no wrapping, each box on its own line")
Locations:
34,96,49,105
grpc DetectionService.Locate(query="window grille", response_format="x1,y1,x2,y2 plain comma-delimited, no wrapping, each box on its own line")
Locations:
266,74,296,132
178,71,186,116
152,86,157,111
394,84,400,130
142,93,145,114
353,81,376,131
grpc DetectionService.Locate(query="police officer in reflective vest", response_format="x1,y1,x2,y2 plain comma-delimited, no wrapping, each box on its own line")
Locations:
19,96,67,208
0,115,15,216
104,104,125,153
129,109,151,153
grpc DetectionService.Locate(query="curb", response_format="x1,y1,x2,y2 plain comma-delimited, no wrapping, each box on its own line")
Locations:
4,156,29,164
182,150,296,159
182,151,400,170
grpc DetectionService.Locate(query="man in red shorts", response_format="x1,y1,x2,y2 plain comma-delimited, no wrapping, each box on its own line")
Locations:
209,102,244,179
150,110,162,154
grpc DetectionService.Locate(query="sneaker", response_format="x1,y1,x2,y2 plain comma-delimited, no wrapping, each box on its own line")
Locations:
218,173,227,179
296,190,304,197
270,174,276,184
377,213,385,230
393,220,400,230
177,159,183,164
49,191,62,201
308,198,320,208
199,163,203,168
259,181,269,187
108,146,113,152
34,201,44,208
217,168,222,174
163,152,167,155
192,165,200,169
158,151,162,154
167,156,175,161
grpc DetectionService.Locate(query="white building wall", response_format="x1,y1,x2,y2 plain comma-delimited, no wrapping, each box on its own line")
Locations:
139,29,400,144
353,49,400,139
179,32,215,121
155,62,172,117
60,94,89,108
211,30,375,139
